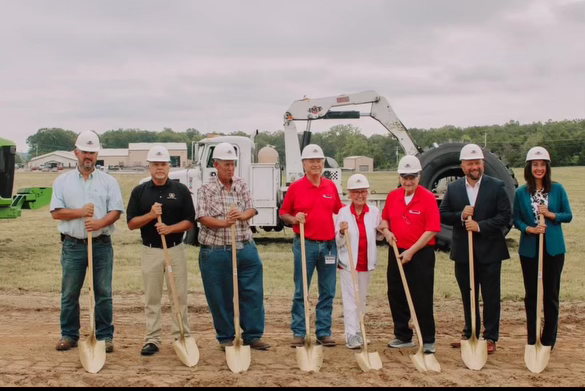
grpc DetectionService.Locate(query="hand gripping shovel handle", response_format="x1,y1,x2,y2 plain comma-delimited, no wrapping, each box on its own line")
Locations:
157,216,185,338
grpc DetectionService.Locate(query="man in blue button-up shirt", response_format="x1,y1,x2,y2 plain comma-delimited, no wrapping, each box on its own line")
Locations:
49,130,124,353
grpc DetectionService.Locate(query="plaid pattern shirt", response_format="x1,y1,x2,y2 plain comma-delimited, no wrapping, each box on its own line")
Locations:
196,176,254,245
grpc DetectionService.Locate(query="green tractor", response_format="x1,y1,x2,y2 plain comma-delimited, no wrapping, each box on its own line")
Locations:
0,137,52,219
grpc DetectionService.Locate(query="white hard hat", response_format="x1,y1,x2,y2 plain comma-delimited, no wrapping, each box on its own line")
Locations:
75,131,100,152
212,142,238,160
459,143,484,160
147,145,171,162
525,146,551,162
347,174,370,190
301,144,325,160
397,155,422,174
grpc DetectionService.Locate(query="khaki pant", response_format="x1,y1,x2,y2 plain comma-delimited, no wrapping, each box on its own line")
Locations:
141,243,191,347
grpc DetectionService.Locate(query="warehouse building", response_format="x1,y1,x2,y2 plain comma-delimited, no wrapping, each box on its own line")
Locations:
343,156,374,172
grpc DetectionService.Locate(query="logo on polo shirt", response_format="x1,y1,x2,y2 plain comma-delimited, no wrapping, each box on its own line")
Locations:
167,193,176,199
323,194,332,199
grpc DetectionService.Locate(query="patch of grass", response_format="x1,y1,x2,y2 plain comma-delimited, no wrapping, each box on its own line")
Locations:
1,168,584,303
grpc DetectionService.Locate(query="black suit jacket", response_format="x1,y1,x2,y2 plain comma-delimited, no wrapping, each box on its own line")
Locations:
440,175,511,264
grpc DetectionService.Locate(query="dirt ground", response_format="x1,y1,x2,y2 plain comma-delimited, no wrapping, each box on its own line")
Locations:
1,289,584,387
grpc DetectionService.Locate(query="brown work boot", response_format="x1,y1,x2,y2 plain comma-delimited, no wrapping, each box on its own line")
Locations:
246,339,271,350
290,336,305,347
487,340,496,355
316,336,336,347
56,337,78,351
105,339,114,353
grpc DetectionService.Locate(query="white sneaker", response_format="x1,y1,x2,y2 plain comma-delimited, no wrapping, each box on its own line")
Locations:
423,342,436,354
355,333,371,345
345,334,361,349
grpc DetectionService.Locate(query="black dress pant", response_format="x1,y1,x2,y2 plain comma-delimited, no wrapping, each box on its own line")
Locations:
387,246,436,344
520,251,565,347
454,258,502,342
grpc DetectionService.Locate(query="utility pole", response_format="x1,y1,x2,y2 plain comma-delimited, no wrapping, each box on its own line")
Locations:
484,132,487,148
395,147,400,165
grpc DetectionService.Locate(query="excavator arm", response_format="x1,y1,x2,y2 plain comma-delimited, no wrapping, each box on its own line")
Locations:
283,90,421,184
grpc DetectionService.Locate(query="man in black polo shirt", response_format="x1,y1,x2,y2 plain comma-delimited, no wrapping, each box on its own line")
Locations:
126,145,196,356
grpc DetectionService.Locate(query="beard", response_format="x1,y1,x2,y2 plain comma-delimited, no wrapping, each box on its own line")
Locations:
468,169,482,180
82,159,94,170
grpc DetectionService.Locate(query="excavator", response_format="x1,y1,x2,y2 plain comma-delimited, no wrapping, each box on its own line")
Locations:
0,137,52,219
283,90,517,249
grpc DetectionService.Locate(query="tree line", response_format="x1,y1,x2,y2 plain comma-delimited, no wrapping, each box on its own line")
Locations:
25,118,585,168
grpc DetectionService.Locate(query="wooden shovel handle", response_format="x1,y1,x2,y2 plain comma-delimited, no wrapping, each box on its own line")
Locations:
157,215,185,338
467,216,478,340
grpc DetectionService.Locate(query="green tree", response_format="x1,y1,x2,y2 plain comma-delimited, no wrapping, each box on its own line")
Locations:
26,128,78,157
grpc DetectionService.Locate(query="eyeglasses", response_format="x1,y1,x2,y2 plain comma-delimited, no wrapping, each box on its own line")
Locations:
350,190,368,195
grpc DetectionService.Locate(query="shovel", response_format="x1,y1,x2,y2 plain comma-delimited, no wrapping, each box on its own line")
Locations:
524,214,551,373
344,229,382,372
225,221,251,373
391,241,441,373
79,232,106,374
295,222,324,372
158,216,199,367
460,216,488,370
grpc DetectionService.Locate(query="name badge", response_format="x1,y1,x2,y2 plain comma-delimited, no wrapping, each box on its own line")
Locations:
325,255,336,265
409,210,421,215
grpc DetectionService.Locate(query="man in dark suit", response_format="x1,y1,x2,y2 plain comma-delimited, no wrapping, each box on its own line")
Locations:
439,144,511,354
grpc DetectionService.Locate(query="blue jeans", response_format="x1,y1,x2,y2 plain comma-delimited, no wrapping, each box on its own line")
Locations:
199,242,265,344
291,237,337,338
60,237,114,341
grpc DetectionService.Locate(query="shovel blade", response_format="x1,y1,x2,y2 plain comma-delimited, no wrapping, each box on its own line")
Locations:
296,344,323,372
410,351,429,373
524,343,551,373
226,344,251,373
423,353,441,373
172,336,200,367
79,338,106,374
461,338,488,371
355,351,383,372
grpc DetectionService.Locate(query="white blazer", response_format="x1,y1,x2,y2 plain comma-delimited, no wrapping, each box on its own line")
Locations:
335,203,382,271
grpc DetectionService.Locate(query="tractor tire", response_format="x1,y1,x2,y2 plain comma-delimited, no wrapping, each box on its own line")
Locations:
418,143,517,251
183,225,199,246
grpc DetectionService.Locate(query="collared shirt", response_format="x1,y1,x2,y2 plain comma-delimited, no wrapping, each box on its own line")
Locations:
279,176,343,241
382,185,441,249
50,168,125,239
196,176,255,246
126,178,196,247
465,175,483,207
350,203,369,272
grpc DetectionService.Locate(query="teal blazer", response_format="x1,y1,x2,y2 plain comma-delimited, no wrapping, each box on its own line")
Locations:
513,182,572,258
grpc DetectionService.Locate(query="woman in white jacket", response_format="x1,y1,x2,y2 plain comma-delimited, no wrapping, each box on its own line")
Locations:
335,174,382,349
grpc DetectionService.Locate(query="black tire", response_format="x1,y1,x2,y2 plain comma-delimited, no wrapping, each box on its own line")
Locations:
183,225,199,246
418,143,517,251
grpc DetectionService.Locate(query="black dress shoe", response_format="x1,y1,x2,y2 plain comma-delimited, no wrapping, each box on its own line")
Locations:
141,343,159,356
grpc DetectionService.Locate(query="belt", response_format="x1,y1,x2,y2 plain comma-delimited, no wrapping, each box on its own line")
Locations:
62,234,110,244
295,234,334,243
200,239,254,251
143,240,182,249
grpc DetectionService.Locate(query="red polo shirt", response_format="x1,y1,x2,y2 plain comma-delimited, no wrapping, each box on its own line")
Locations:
381,185,441,249
279,176,343,240
350,203,369,272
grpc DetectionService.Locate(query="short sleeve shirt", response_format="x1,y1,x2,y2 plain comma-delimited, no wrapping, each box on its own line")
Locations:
196,176,255,245
50,168,125,238
126,179,196,247
381,185,441,249
279,176,343,241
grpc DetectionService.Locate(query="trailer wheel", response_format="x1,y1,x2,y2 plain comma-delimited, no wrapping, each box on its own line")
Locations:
418,143,517,251
183,226,199,246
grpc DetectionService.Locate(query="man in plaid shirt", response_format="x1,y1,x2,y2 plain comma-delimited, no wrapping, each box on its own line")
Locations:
196,142,270,351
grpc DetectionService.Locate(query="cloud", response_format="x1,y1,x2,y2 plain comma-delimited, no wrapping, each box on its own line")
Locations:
0,0,583,151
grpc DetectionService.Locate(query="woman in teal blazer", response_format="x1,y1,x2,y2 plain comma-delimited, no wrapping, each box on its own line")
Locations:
513,146,572,349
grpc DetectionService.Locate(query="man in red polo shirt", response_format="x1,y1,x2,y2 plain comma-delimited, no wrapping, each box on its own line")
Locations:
280,144,343,348
379,155,441,354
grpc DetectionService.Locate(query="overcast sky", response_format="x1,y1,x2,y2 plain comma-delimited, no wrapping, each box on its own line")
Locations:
1,0,583,152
